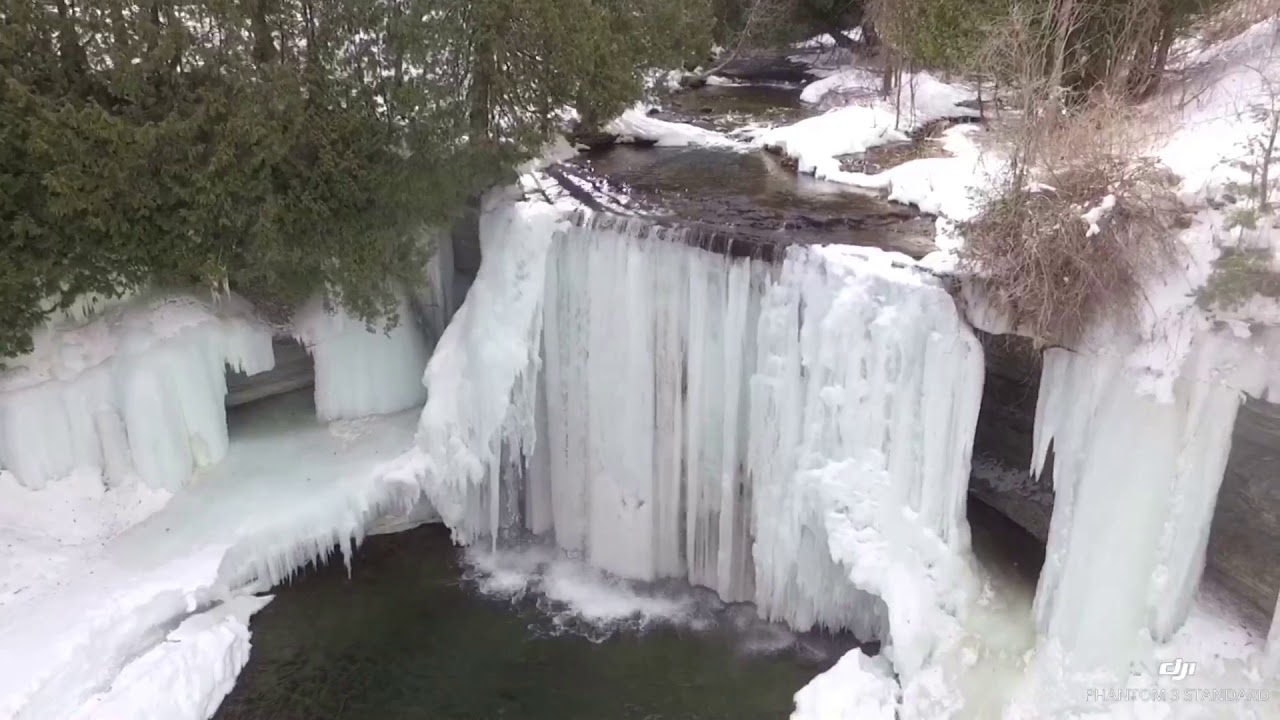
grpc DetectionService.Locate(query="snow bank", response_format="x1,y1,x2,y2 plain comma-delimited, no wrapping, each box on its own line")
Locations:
0,294,274,491
1158,17,1280,206
604,106,744,148
68,594,271,720
293,296,430,421
754,70,978,184
0,389,422,719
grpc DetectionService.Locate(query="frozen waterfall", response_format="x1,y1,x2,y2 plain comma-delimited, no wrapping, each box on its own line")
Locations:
750,245,984,676
413,197,987,675
1030,328,1280,682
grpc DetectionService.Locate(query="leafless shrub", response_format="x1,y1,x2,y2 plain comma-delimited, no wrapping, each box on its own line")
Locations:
960,98,1184,346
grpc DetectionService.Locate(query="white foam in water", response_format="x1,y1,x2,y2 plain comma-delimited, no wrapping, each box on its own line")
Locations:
462,546,698,641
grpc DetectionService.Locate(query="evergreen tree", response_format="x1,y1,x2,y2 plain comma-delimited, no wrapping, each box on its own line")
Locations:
0,0,711,357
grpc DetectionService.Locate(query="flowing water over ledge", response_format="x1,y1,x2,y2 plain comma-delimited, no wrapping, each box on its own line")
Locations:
215,525,863,720
559,146,936,258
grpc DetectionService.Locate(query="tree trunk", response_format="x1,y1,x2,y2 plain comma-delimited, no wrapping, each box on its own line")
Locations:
1260,112,1278,213
251,0,277,64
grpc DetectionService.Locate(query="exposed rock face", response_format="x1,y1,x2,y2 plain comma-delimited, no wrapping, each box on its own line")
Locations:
1206,400,1280,618
970,332,1280,622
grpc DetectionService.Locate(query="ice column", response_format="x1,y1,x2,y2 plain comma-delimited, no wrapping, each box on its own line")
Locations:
413,198,557,541
293,295,431,422
748,245,984,675
1031,340,1244,675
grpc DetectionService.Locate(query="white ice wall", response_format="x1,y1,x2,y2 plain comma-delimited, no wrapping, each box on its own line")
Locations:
0,295,274,491
530,216,768,599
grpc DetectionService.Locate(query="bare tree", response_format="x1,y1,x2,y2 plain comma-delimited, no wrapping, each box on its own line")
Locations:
683,0,793,86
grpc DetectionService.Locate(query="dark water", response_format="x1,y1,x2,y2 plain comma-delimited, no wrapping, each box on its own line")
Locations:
215,525,850,720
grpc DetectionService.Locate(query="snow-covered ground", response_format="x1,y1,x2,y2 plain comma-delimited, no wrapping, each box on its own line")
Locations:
603,105,747,148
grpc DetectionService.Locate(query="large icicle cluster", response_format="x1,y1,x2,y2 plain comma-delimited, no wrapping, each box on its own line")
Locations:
750,245,985,675
412,197,558,540
0,295,273,490
410,198,987,676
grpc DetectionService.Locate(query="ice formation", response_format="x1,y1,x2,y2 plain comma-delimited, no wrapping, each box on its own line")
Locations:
790,648,899,720
0,295,274,491
1030,343,1246,676
530,215,770,599
412,197,558,539
411,199,986,682
293,295,431,422
0,391,422,720
750,245,984,675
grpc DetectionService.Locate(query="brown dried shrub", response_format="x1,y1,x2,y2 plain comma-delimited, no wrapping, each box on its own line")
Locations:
960,101,1184,346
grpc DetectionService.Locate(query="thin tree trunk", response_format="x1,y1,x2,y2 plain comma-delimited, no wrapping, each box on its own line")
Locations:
251,0,276,64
